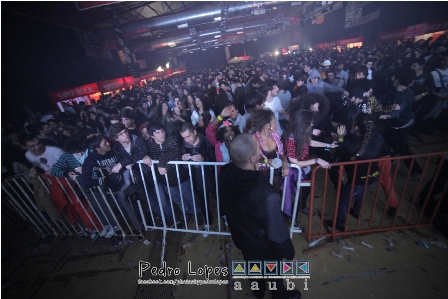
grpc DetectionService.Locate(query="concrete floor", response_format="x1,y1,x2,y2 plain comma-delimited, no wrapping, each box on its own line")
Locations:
2,131,448,299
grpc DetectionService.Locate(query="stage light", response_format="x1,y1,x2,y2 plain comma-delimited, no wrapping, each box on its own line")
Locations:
157,66,164,72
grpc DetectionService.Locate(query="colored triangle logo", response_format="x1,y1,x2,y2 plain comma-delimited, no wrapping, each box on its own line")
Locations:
251,264,260,272
235,264,244,272
283,263,291,272
266,263,276,271
299,263,307,272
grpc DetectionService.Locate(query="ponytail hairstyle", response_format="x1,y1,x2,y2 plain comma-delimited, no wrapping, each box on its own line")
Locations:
352,113,376,160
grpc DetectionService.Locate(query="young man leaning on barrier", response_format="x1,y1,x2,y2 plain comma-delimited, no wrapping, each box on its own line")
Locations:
109,123,166,227
80,134,145,240
51,137,115,240
146,122,203,227
180,122,216,233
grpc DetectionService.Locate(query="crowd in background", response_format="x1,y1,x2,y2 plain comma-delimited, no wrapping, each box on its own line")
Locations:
2,34,448,236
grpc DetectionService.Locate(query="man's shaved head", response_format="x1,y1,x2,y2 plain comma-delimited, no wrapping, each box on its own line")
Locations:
229,133,259,167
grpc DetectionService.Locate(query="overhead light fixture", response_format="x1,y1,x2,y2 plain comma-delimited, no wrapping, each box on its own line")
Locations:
252,38,258,41
215,46,219,48
202,48,206,51
178,23,188,29
214,17,222,21
275,51,279,55
189,51,193,53
237,31,244,34
214,35,221,38
168,42,176,47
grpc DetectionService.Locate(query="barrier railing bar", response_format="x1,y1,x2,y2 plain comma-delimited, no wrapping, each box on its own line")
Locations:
73,179,110,235
2,183,46,237
344,163,359,233
19,177,65,233
429,179,448,225
356,161,373,231
11,178,57,235
137,162,156,229
98,169,134,236
173,165,188,229
414,156,434,225
214,165,222,232
201,164,210,231
186,164,199,231
367,163,382,231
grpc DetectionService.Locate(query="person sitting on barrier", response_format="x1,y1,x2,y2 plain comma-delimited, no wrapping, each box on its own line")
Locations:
284,110,336,221
205,103,240,163
109,123,164,227
180,122,216,232
81,134,145,240
244,108,289,192
146,122,203,227
325,113,382,232
50,137,115,240
219,133,301,299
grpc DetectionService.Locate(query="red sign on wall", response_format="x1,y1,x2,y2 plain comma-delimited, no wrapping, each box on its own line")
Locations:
378,19,448,42
49,83,99,102
97,78,125,93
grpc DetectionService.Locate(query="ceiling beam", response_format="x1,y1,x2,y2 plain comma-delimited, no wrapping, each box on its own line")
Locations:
164,2,175,14
146,3,162,16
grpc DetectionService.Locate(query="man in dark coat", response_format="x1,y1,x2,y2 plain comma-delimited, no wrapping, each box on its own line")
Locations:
219,133,301,299
180,122,216,230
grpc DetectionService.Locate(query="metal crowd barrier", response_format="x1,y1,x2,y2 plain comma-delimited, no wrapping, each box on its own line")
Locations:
1,162,307,265
307,151,448,242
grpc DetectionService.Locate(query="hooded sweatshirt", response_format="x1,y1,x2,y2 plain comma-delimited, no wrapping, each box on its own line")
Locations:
219,163,295,259
306,69,346,95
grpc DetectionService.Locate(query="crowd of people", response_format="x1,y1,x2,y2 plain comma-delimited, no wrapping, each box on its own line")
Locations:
2,35,448,243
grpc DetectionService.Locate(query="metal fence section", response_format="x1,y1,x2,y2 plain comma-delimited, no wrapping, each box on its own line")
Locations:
307,151,448,242
1,161,307,265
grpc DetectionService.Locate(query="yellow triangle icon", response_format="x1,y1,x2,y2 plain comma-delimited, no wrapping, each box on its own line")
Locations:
251,264,260,272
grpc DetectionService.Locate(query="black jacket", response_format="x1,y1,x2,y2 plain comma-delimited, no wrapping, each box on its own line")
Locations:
338,130,382,185
181,133,216,191
219,163,295,259
113,134,154,188
146,135,189,186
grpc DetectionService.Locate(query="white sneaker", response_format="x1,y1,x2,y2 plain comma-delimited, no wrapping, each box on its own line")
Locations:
91,232,99,241
99,227,108,237
202,225,210,238
104,227,115,238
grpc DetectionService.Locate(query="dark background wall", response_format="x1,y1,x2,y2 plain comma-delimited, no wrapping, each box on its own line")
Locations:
299,2,448,49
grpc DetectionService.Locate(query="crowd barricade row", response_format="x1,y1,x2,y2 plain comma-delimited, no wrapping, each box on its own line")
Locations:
2,152,447,259
307,151,448,242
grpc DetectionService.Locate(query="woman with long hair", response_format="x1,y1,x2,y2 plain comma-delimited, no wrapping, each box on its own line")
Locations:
170,96,188,130
158,101,177,137
245,109,289,191
87,111,105,134
138,101,154,123
284,110,337,220
184,94,195,120
326,113,383,232
191,96,216,126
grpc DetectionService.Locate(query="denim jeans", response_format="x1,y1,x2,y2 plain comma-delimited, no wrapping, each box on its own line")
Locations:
162,180,202,218
336,181,376,228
